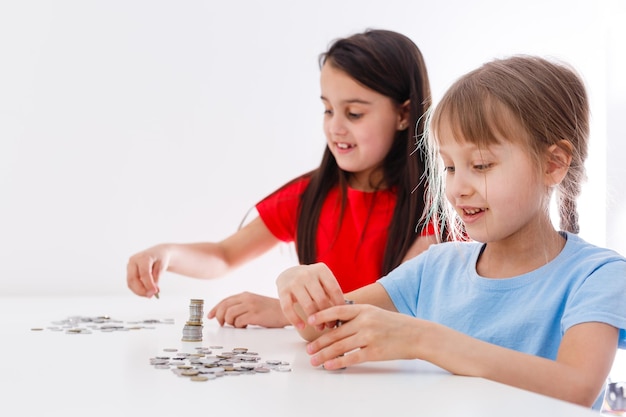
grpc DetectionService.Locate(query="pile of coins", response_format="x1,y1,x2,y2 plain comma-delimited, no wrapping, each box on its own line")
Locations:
150,346,291,381
181,299,204,342
30,315,175,334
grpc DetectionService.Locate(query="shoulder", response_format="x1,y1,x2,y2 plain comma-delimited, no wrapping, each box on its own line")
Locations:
258,175,312,205
562,232,626,266
255,175,314,238
275,175,311,195
378,241,482,297
393,240,482,275
424,240,483,260
555,232,626,297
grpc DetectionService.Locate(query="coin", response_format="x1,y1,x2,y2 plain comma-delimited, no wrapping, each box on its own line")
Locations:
181,369,200,376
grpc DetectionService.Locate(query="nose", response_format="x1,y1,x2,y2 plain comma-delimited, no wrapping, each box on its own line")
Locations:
327,114,347,136
445,169,473,201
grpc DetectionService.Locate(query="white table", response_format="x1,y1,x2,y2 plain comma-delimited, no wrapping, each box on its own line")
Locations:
0,295,603,417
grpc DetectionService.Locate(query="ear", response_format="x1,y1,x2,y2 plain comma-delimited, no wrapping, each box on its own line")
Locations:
544,140,573,186
397,99,410,131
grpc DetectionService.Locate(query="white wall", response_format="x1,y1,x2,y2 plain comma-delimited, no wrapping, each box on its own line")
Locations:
0,0,623,298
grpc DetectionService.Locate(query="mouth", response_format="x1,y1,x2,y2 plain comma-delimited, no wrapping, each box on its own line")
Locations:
463,208,485,216
459,207,487,223
335,142,355,150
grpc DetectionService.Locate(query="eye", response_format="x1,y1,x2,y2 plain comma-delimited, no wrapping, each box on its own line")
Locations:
473,163,493,171
444,166,455,173
323,109,333,116
347,112,363,120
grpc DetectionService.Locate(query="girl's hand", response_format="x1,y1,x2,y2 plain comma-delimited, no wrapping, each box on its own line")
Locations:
208,292,289,328
126,244,171,298
276,263,346,331
305,303,420,370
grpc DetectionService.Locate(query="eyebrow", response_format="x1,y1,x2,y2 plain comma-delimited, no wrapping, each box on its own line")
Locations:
320,96,372,105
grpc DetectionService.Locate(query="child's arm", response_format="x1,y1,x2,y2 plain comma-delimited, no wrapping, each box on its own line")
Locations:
450,321,617,407
127,216,279,297
306,306,617,408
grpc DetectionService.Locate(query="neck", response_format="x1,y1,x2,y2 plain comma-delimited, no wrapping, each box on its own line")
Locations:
348,170,386,192
476,221,566,279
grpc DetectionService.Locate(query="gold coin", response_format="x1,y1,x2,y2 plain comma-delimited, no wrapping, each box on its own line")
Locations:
181,369,200,376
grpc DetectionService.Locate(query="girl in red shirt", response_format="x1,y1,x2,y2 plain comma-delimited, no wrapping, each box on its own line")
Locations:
127,29,440,327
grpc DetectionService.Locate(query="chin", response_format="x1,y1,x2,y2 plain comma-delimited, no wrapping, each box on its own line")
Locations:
463,229,488,244
334,161,358,173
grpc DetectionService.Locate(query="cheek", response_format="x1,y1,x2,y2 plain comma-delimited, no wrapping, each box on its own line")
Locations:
361,124,396,152
376,129,395,150
370,139,395,164
444,183,454,203
322,120,331,139
488,178,535,211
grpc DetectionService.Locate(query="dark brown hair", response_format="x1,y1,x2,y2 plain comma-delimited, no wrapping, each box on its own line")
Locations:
295,29,432,275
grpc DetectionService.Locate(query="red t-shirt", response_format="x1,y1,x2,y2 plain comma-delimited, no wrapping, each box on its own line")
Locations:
256,177,397,293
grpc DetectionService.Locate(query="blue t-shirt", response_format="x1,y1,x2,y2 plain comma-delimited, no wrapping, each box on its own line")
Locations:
378,232,626,409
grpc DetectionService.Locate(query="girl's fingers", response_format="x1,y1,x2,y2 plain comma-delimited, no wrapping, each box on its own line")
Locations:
307,320,361,368
278,289,310,330
308,304,357,328
276,263,346,329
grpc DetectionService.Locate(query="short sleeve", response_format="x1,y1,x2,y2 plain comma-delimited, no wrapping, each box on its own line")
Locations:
255,177,309,242
562,257,626,349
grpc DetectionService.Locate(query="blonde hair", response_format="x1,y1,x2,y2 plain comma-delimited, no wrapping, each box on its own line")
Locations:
421,55,589,240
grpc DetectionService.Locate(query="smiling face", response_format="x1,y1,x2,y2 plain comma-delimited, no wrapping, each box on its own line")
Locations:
320,62,407,190
437,115,551,246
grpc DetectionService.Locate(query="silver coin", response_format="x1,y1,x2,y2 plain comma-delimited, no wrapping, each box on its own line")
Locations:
202,367,225,374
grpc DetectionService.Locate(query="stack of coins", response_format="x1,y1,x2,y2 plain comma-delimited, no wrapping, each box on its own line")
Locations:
181,299,204,342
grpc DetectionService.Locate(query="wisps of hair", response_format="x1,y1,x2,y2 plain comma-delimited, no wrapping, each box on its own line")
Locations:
417,108,467,243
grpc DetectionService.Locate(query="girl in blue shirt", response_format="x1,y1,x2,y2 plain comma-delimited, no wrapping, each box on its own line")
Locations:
276,55,626,409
